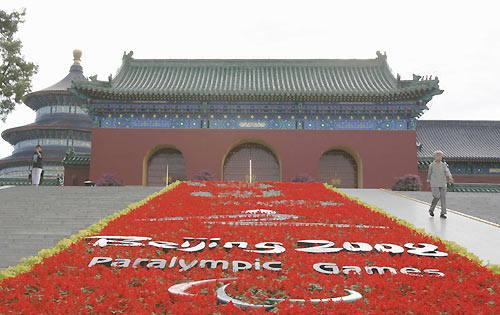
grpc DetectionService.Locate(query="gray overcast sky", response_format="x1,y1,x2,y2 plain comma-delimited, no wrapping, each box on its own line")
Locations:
1,0,499,158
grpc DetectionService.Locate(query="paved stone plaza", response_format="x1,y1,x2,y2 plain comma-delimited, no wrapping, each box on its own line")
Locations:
1,186,499,270
395,191,500,225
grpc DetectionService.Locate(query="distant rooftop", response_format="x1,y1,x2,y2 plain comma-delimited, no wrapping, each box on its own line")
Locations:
62,149,90,167
416,120,500,161
43,49,86,91
24,50,86,109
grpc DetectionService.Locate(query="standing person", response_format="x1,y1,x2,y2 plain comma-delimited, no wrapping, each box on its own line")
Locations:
427,150,453,218
32,145,43,186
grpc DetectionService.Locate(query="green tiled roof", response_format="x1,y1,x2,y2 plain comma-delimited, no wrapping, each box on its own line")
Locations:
417,157,434,169
448,183,500,193
62,149,90,167
0,178,60,186
73,51,442,102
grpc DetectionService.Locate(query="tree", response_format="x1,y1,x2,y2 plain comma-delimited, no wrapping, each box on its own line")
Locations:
0,9,37,122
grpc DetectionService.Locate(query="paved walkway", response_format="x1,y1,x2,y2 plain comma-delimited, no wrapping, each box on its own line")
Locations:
340,188,500,265
395,191,500,225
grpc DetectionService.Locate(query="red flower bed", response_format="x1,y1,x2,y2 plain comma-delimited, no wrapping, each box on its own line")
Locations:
1,182,499,314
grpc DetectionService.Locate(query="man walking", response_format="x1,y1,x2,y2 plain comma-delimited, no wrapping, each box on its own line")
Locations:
427,150,453,219
32,145,43,186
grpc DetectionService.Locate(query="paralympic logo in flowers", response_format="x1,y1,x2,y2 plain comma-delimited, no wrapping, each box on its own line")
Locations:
0,181,499,314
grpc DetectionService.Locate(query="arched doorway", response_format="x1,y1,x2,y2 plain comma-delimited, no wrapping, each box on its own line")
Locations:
318,149,358,188
223,143,280,182
146,148,186,186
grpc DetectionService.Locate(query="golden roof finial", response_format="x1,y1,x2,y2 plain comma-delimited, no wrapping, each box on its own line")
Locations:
73,49,82,66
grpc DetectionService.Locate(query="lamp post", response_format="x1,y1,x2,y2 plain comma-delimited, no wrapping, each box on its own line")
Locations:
166,162,169,186
249,159,252,183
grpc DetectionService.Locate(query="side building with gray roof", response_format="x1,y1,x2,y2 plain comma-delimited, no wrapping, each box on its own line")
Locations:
416,120,500,185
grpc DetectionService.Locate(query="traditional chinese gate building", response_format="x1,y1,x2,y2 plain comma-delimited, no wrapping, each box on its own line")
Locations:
65,51,443,187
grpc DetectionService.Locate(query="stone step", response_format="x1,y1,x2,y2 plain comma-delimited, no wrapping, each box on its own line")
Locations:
1,251,53,259
0,216,121,221
1,211,144,215
5,244,60,250
2,252,77,266
0,211,117,214
1,228,85,235
4,236,67,242
0,208,124,211
1,216,112,220
0,234,71,244
1,225,91,230
1,222,104,228
5,242,66,249
0,206,132,210
1,218,111,224
1,261,27,269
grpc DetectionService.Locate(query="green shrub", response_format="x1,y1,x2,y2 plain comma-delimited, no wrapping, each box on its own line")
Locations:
392,174,422,191
292,173,314,182
96,173,124,186
192,170,215,181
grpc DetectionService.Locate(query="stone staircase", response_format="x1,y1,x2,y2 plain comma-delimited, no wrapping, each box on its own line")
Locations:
0,186,161,270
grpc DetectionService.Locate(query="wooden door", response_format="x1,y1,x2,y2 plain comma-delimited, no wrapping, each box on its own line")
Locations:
318,149,357,188
223,143,280,182
147,148,186,186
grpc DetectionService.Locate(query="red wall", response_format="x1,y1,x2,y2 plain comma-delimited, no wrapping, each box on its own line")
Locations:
64,167,90,186
90,128,418,188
